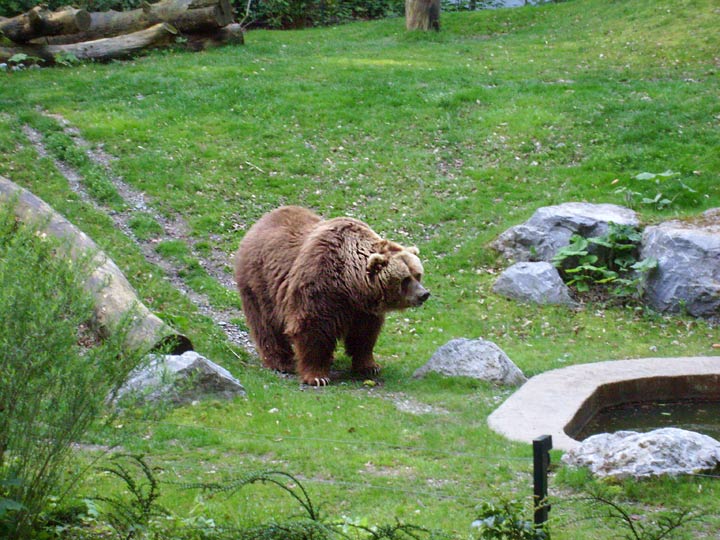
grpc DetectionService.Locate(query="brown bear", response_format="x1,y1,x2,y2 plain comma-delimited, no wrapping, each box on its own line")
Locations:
233,206,429,386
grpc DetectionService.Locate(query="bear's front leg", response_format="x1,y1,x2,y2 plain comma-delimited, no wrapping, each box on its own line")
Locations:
345,314,384,377
292,330,335,386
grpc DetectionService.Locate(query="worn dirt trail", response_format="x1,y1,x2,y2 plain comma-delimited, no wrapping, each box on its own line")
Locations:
22,114,254,354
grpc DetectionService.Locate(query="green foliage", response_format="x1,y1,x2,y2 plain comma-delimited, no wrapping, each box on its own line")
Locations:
94,454,167,540
53,51,81,67
472,500,549,540
613,171,701,211
0,0,142,17
577,483,699,540
242,0,403,29
552,223,657,300
0,201,142,538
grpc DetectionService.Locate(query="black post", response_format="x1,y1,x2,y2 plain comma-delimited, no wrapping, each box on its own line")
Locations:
533,435,552,527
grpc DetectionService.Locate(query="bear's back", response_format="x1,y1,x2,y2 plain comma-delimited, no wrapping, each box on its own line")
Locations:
234,206,322,293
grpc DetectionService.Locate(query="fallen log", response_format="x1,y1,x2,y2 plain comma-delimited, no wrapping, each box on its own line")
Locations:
182,21,244,51
0,175,192,354
1,22,178,64
33,0,233,45
0,5,91,43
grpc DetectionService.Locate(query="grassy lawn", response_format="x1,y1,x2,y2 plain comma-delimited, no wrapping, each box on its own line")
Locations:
1,0,719,537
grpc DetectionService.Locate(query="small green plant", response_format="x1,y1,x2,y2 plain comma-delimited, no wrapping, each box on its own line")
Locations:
6,53,42,67
578,484,699,540
613,171,699,211
53,51,80,67
552,223,656,300
472,500,549,540
94,454,167,540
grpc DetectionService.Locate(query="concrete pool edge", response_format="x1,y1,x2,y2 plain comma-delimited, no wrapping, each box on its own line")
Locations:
487,356,720,452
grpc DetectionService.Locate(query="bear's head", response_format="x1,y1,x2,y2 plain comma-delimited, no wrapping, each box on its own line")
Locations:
367,241,430,310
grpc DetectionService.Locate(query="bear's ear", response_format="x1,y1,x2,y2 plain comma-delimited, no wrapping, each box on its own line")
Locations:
406,246,420,256
374,239,403,254
367,253,389,276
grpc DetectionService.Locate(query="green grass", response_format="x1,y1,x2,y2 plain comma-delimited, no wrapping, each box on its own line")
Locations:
1,0,719,537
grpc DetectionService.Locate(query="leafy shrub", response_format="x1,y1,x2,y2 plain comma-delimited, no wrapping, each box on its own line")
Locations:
552,222,657,301
472,500,549,540
0,0,142,17
0,201,141,538
613,170,701,211
243,0,404,29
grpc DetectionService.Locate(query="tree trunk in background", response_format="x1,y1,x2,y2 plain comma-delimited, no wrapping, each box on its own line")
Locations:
405,0,440,31
0,5,91,43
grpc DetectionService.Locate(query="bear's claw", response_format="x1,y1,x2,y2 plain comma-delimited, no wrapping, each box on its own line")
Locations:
305,377,330,387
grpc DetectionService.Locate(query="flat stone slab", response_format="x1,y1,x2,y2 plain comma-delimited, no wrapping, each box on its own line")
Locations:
487,356,720,451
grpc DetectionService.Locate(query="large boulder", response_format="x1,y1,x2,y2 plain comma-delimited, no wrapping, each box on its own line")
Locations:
491,202,639,262
413,338,526,386
641,210,720,318
492,261,577,306
562,428,720,479
115,351,246,404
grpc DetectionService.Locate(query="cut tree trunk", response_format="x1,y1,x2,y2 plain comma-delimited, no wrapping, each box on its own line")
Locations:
32,0,233,45
1,22,178,64
182,22,244,50
405,0,440,31
0,175,192,354
0,5,91,43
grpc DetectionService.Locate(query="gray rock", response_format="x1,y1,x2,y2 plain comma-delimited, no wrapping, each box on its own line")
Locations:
491,202,639,262
492,261,577,306
641,213,720,317
115,351,246,404
414,338,526,385
562,428,720,479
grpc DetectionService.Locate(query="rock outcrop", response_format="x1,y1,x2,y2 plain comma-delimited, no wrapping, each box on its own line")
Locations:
641,209,720,318
490,202,639,263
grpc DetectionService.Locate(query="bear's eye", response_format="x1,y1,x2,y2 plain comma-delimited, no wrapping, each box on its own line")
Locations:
401,276,412,290
414,273,422,282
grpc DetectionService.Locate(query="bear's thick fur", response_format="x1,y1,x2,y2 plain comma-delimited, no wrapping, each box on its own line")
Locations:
234,206,429,386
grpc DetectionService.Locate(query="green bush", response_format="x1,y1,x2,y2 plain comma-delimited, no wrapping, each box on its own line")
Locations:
552,223,657,301
0,201,141,539
0,0,142,17
243,0,403,29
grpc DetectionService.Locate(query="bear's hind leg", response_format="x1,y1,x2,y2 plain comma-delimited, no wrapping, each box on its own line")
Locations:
240,287,295,373
345,314,384,376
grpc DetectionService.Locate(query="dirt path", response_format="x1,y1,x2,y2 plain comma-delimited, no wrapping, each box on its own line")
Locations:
22,115,255,354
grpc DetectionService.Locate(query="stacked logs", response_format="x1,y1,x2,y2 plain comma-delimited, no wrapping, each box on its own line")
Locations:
0,0,243,65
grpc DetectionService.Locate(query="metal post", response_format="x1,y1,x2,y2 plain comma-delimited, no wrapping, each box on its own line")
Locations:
533,435,552,527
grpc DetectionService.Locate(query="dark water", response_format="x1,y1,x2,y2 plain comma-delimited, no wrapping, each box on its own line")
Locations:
577,400,720,441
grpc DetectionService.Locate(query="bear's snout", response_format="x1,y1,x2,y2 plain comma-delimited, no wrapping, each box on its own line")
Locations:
410,282,430,306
